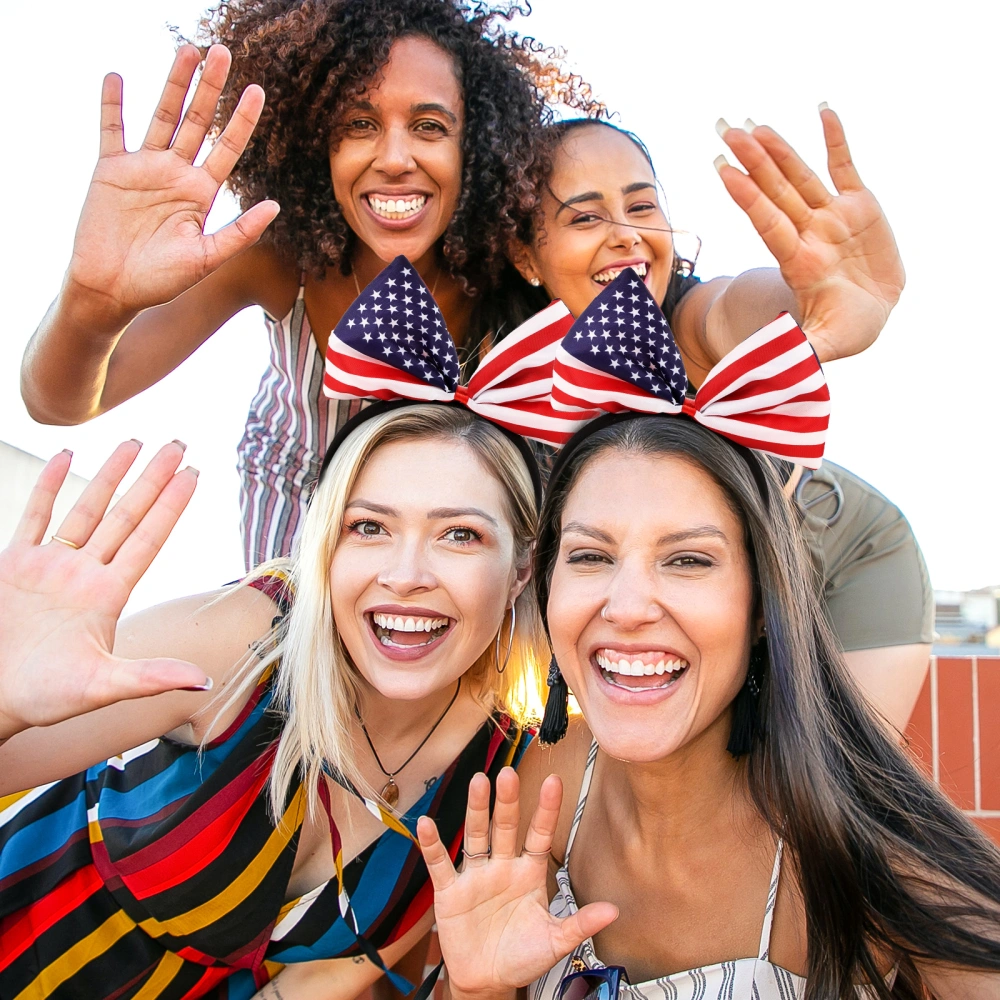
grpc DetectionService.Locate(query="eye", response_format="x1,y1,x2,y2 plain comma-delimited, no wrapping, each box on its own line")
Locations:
567,212,604,226
667,554,712,568
566,550,611,565
443,526,482,545
348,518,386,537
345,118,376,133
415,119,448,134
627,201,658,215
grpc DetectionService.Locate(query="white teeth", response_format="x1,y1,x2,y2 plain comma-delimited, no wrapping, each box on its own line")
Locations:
367,195,427,219
592,261,649,285
595,650,689,677
373,613,448,632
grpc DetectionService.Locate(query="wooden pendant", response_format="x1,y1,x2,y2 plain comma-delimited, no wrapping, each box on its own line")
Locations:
381,778,399,807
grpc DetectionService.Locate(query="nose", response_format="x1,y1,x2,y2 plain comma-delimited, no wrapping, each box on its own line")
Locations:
600,562,664,631
376,538,436,596
605,219,643,252
372,125,417,177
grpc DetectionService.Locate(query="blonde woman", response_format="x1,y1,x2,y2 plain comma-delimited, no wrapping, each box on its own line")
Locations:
0,392,545,997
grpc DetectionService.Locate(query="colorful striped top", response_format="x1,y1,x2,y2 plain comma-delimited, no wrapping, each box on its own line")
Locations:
0,576,532,999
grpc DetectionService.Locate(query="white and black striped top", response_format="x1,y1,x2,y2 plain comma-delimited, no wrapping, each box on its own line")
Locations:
529,741,891,1000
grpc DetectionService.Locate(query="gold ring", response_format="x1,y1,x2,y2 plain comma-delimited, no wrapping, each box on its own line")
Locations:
50,535,81,549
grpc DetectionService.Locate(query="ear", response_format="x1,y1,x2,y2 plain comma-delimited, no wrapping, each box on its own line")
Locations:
508,238,543,288
508,556,533,606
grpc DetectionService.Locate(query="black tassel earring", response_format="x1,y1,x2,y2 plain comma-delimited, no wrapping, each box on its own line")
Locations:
727,636,768,758
539,656,569,745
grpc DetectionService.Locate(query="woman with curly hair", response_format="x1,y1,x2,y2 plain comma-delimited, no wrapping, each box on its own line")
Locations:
20,0,592,568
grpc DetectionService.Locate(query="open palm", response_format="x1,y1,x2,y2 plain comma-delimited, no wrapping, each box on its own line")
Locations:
0,442,209,741
718,108,904,363
417,769,617,996
66,45,278,324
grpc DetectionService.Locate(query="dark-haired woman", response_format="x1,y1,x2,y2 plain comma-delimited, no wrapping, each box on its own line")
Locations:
416,283,1000,1000
20,0,595,569
507,110,931,731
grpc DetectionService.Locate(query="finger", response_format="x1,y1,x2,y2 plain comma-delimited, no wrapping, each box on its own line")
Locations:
819,105,865,194
202,200,281,273
718,120,814,230
201,83,265,186
86,441,187,563
553,901,619,954
51,440,144,549
91,653,212,709
142,45,203,151
109,467,199,581
522,773,563,860
99,73,126,158
489,766,521,860
715,158,801,267
747,123,834,211
172,44,232,163
462,772,492,864
11,450,74,545
417,815,458,891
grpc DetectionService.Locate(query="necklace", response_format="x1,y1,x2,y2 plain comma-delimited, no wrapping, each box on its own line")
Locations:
355,679,461,807
352,261,441,299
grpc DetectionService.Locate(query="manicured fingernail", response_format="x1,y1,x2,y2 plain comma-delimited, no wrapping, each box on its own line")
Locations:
61,448,74,457
184,466,200,478
713,154,729,173
130,438,143,447
744,118,758,131
182,677,213,692
818,102,830,113
171,439,187,450
715,117,731,139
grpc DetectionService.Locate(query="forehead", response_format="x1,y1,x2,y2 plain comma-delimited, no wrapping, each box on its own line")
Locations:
564,449,742,541
351,435,509,516
550,127,656,197
360,35,463,109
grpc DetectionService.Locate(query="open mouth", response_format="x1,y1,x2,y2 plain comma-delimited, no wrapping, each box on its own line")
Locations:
595,647,689,691
365,194,428,221
592,261,648,286
368,611,451,650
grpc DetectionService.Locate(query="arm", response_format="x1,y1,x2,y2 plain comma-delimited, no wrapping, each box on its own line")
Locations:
20,44,281,425
250,910,436,1000
672,108,905,384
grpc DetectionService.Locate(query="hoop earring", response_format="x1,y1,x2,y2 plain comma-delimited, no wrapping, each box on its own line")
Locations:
600,605,612,622
494,604,516,674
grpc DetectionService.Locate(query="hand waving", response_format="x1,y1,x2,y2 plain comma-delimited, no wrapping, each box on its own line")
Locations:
66,45,279,327
0,441,210,741
416,767,618,998
716,107,904,363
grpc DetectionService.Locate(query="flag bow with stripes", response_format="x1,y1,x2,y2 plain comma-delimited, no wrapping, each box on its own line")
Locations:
551,267,831,468
323,255,585,445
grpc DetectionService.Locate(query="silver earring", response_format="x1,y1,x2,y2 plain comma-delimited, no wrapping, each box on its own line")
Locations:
530,277,541,287
495,604,516,674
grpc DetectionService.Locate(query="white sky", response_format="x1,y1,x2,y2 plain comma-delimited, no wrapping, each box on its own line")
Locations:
0,0,996,612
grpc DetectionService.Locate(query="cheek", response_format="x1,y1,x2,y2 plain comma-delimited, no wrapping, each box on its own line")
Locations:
546,568,600,671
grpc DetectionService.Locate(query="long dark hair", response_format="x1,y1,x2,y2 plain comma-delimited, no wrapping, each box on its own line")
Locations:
535,415,1000,1000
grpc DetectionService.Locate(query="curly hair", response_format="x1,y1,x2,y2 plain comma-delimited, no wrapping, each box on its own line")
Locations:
192,0,599,292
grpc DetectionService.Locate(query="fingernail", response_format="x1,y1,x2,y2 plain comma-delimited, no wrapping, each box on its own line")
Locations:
184,466,201,478
744,118,758,131
818,102,830,113
182,677,213,692
171,439,188,450
130,438,143,447
715,117,731,139
61,448,74,457
713,154,729,173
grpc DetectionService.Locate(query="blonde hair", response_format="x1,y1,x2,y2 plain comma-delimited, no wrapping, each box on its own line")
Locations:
214,405,546,820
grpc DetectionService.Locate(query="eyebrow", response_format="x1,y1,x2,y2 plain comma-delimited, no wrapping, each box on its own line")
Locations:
411,102,458,125
553,182,657,219
561,521,729,546
347,499,398,516
346,500,498,528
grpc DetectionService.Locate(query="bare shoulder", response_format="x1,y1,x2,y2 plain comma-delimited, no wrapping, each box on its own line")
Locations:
231,241,301,320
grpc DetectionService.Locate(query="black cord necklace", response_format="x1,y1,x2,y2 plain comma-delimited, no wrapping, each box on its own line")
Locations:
355,679,462,807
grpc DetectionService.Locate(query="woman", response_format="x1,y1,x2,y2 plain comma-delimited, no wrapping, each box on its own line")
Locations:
416,280,1000,999
0,268,555,998
506,110,931,730
19,0,595,569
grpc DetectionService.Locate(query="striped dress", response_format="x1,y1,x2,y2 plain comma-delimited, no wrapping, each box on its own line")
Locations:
529,742,893,1000
0,577,531,999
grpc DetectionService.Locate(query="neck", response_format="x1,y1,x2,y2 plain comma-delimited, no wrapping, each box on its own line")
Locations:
355,675,463,745
351,241,444,292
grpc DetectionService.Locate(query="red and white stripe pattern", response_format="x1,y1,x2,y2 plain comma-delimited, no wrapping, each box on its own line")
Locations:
324,256,588,445
551,267,830,468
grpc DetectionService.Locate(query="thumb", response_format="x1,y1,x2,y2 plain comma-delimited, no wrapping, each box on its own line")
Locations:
101,655,213,704
552,901,619,956
203,200,281,272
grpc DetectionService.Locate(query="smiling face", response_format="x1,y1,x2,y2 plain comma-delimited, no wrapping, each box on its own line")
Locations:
330,436,526,702
520,125,675,319
547,449,756,762
330,35,465,269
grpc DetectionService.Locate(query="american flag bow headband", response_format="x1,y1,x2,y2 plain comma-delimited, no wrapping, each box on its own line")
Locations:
551,268,831,468
322,256,586,445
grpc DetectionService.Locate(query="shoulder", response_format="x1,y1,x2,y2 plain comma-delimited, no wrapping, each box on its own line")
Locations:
218,240,301,320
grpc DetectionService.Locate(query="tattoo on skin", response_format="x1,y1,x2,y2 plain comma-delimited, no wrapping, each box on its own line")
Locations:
424,776,438,791
353,956,366,964
271,982,286,1000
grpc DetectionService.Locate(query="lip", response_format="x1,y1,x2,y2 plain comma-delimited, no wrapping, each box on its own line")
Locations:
363,604,455,664
366,603,452,619
591,258,653,287
360,190,433,232
588,642,691,705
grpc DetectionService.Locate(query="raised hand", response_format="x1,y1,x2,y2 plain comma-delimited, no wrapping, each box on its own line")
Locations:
716,107,904,363
416,767,618,998
65,45,279,329
0,441,210,741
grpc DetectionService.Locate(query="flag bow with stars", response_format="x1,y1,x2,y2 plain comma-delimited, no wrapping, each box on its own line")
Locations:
551,267,831,468
323,256,586,445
